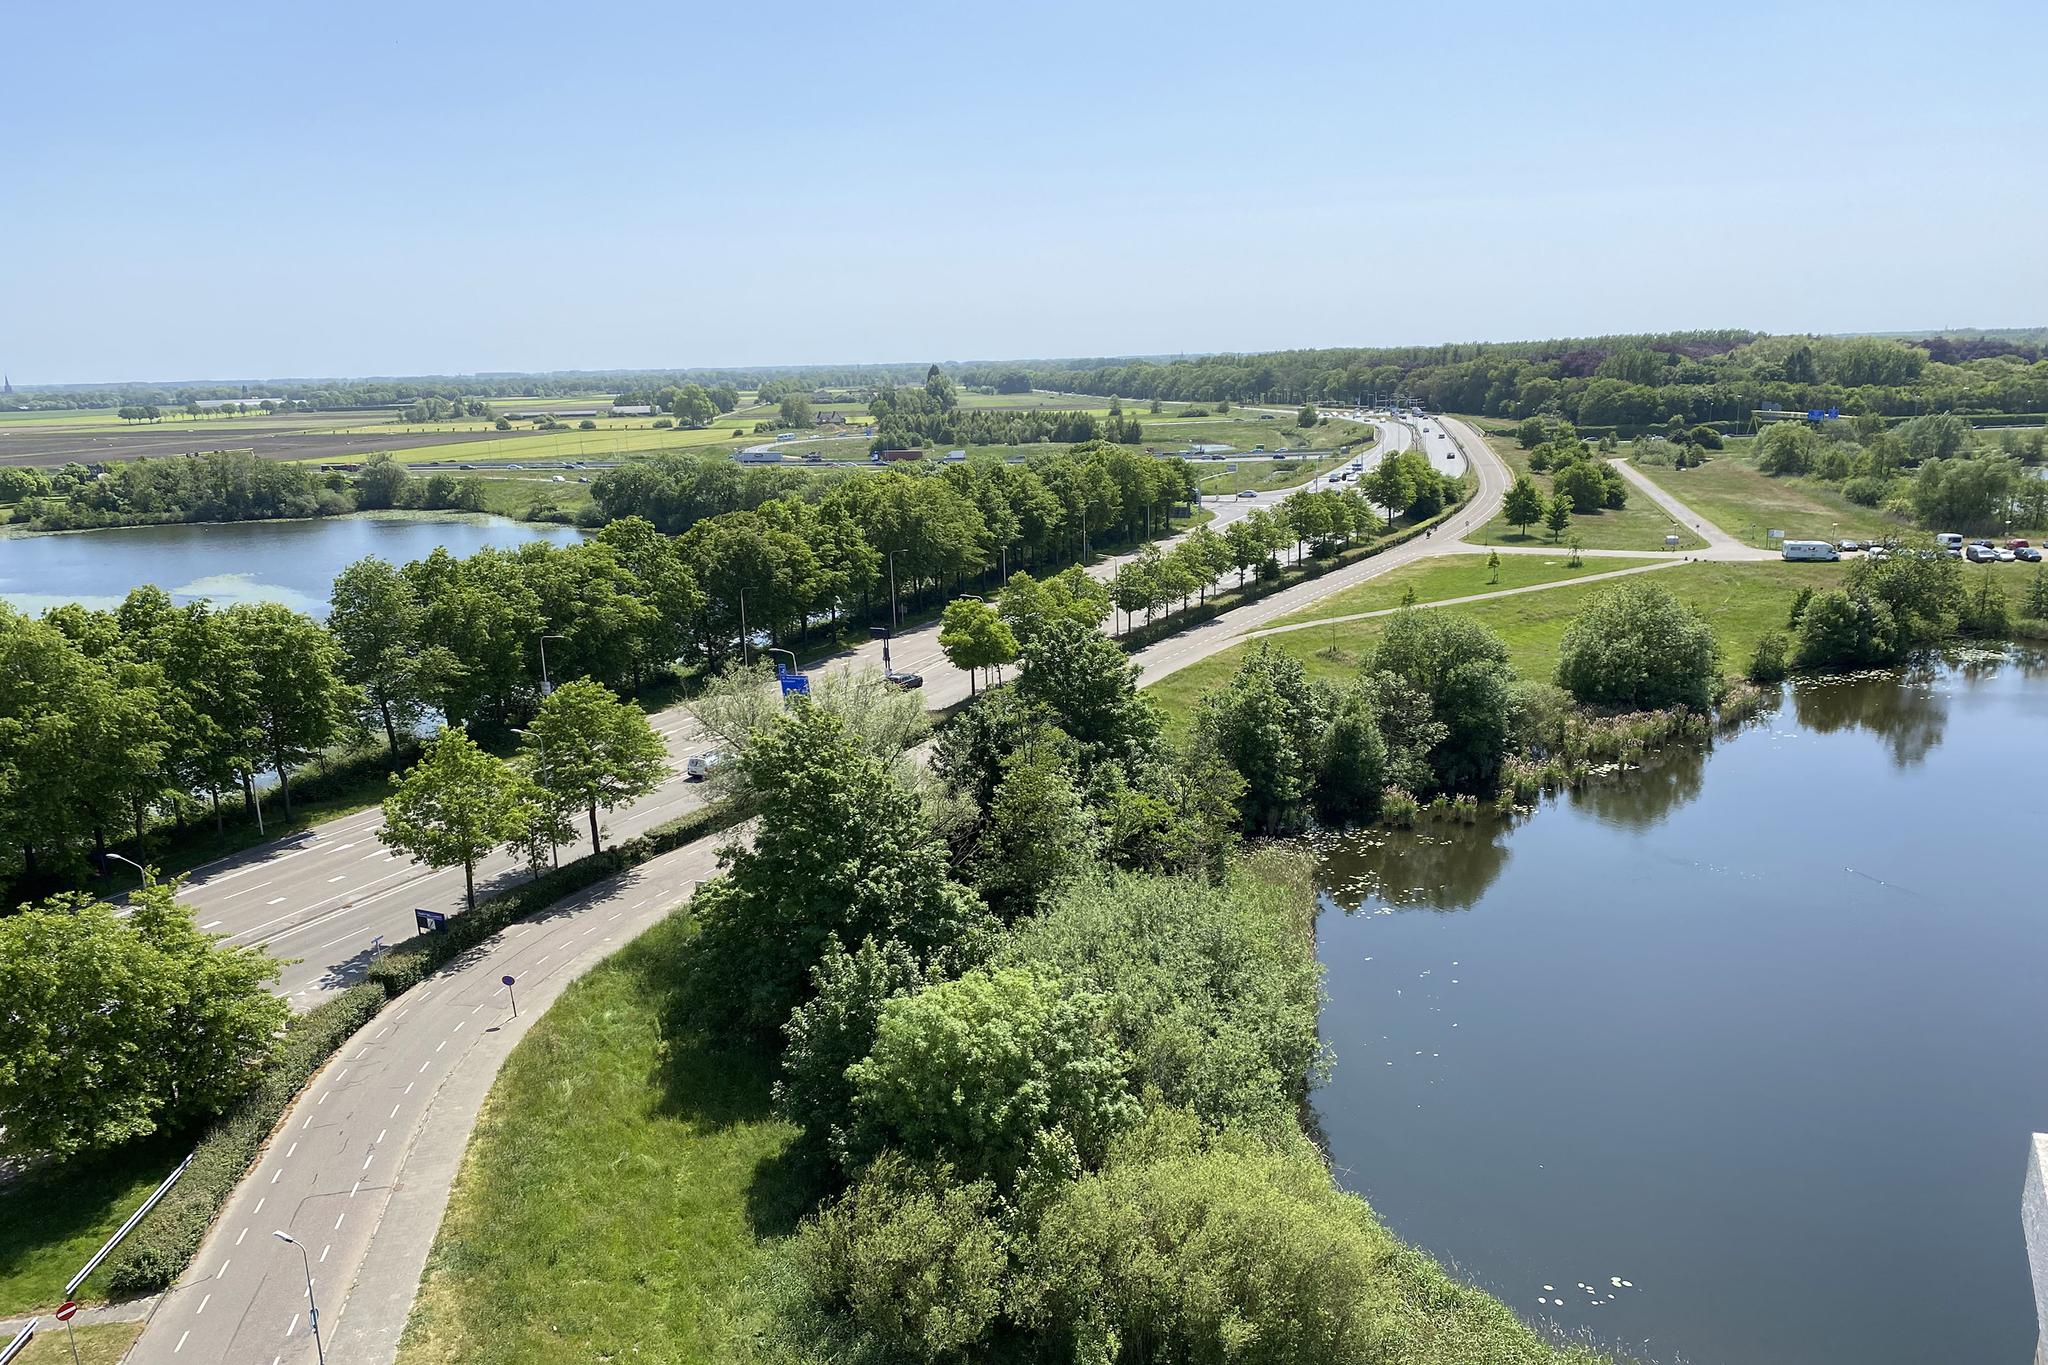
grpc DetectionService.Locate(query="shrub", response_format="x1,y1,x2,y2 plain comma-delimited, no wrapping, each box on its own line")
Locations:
1794,589,1899,668
1380,786,1420,827
792,1155,1010,1361
1748,632,1790,684
1556,581,1720,712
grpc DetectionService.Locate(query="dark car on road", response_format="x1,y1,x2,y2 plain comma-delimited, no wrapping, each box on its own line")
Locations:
884,671,924,690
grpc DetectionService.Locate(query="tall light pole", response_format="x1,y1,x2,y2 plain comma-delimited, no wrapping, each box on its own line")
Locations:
103,851,150,885
272,1232,326,1364
537,633,566,696
886,551,899,632
737,589,751,667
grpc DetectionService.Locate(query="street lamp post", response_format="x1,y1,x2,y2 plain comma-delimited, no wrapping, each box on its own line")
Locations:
272,1232,326,1365
103,851,150,885
537,633,566,695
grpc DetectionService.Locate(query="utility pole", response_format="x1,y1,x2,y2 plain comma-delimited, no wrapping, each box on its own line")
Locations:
887,551,899,631
737,589,751,667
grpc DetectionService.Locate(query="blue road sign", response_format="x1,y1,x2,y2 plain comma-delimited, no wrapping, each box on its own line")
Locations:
778,671,810,696
502,974,516,987
415,908,449,934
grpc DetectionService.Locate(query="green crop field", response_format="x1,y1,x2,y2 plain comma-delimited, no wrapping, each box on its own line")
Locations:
1192,449,1355,496
1467,432,1705,551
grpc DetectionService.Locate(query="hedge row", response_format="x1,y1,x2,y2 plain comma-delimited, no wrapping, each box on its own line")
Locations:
102,798,741,1295
1114,498,1468,654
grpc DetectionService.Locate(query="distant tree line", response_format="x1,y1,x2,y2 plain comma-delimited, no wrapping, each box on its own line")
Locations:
955,330,2048,427
0,452,492,530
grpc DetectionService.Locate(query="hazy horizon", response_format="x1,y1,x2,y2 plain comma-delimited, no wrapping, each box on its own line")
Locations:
8,0,2045,386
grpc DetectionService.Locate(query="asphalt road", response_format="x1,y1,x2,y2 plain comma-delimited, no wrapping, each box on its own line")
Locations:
169,419,1424,1008
121,413,1530,1365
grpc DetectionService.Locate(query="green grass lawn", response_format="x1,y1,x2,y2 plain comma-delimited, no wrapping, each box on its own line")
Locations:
398,908,801,1365
1264,552,1670,629
462,475,596,521
1192,449,1355,496
1146,559,1853,727
12,1321,143,1364
0,1132,192,1314
1629,442,1911,547
1470,434,1706,552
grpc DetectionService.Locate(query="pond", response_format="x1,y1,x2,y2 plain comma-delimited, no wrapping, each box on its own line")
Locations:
1311,656,2048,1365
0,513,585,617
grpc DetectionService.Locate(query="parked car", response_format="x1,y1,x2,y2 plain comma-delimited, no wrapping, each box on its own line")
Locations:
1836,540,1863,553
884,671,924,690
2018,547,2043,562
1935,533,1964,551
684,751,725,781
2009,539,2032,550
1997,548,2017,562
1966,544,2001,563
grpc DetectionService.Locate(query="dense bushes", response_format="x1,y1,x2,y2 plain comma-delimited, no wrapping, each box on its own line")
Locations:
1556,581,1721,712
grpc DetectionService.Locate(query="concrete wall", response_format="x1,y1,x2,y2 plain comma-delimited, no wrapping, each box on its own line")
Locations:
2026,1133,2048,1365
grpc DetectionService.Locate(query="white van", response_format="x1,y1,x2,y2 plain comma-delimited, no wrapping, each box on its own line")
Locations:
1934,533,1964,552
1781,539,1840,562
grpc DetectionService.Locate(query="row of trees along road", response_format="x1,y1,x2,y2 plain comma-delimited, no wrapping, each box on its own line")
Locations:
378,680,670,910
0,442,1200,899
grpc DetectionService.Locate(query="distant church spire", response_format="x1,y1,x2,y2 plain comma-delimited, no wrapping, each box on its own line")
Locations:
1,375,12,396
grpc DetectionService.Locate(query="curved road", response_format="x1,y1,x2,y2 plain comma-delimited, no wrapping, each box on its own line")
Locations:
118,412,1524,1365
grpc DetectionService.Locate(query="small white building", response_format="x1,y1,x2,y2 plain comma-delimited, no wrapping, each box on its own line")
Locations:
611,404,654,416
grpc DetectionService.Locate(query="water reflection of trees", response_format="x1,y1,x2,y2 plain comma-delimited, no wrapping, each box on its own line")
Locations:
1317,818,1512,913
1791,664,1948,768
1565,741,1708,831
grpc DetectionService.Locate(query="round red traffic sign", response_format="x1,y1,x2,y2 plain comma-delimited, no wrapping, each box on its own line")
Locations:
55,1300,78,1321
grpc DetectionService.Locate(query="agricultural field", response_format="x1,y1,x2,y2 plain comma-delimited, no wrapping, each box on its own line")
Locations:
1466,429,1707,551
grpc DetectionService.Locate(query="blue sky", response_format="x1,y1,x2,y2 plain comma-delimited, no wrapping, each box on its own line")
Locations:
6,0,2045,384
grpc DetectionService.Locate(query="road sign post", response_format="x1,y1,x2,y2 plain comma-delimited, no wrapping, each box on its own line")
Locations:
53,1302,79,1365
414,908,448,935
503,974,518,1017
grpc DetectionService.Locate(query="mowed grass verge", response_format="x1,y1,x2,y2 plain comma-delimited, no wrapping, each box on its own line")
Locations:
12,1322,144,1364
397,908,802,1365
1628,443,1910,546
0,1133,192,1314
1465,431,1706,552
1144,559,1849,726
1265,552,1670,629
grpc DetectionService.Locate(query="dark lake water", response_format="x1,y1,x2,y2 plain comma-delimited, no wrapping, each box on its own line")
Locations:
0,514,584,617
1312,655,2048,1365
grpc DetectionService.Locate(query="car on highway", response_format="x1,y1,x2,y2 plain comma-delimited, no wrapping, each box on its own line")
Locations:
1966,544,2000,563
884,671,924,690
685,751,725,781
2019,547,2043,562
1237,490,1258,499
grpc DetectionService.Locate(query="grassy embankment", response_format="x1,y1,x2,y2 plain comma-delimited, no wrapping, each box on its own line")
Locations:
1627,438,1911,547
397,887,1611,1365
398,909,798,1365
0,1134,191,1314
10,1323,144,1363
1464,427,1706,552
1145,552,2048,728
